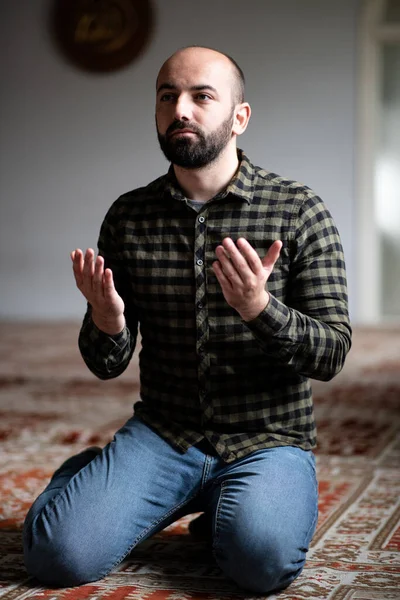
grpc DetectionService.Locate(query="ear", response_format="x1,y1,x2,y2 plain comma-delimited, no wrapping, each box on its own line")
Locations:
232,102,251,136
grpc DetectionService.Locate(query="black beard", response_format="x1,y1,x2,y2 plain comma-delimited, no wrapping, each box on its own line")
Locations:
157,114,234,168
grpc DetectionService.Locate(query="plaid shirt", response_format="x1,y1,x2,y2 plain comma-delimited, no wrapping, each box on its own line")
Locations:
79,150,351,462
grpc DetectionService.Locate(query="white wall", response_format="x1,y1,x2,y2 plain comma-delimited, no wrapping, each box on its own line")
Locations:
0,0,359,320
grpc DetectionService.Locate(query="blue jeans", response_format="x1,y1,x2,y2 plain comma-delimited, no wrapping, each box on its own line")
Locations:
23,416,318,594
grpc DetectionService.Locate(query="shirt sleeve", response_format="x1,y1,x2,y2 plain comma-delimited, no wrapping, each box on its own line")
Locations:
245,192,352,381
78,200,138,379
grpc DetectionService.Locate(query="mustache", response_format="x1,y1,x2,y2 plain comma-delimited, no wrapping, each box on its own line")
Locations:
166,120,202,136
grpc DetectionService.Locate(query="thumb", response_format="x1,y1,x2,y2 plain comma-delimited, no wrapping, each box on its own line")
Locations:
261,240,283,273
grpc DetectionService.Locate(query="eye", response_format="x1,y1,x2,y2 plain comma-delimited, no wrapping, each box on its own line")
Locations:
159,93,175,102
196,93,212,101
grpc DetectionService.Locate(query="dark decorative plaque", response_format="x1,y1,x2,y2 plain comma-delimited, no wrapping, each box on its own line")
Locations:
51,0,154,72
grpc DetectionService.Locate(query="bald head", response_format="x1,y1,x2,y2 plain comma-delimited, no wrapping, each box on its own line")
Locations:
157,46,245,106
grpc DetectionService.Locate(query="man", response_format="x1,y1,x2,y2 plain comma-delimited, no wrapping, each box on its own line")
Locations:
23,46,351,593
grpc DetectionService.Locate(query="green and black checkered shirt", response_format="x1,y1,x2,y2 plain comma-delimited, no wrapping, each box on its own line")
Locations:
79,150,351,462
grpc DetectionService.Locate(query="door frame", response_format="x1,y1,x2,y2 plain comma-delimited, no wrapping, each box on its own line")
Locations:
356,0,400,323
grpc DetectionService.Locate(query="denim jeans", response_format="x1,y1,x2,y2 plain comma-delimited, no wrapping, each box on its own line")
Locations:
23,416,318,594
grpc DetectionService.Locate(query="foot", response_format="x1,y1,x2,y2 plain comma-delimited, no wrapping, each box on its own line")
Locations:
51,446,102,480
84,446,103,456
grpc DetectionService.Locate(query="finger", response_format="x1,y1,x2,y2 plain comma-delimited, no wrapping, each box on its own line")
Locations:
93,255,105,297
215,244,241,284
82,248,95,285
71,248,84,287
222,237,258,282
212,260,233,290
71,248,82,266
261,240,283,272
235,238,264,275
216,244,233,268
103,268,116,299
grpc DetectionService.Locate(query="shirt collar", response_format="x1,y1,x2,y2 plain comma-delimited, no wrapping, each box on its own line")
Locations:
163,149,255,205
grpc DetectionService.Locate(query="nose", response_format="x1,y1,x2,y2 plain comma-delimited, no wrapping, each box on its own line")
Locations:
174,95,192,122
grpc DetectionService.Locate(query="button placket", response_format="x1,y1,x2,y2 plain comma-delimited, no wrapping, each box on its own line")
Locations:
193,209,212,419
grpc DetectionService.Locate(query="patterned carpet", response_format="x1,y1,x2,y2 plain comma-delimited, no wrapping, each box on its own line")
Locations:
0,322,399,600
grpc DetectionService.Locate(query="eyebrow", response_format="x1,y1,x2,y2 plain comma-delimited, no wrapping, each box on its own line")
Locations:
156,83,218,95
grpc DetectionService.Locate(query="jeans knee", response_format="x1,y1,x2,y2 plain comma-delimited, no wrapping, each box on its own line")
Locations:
23,521,105,587
214,540,302,594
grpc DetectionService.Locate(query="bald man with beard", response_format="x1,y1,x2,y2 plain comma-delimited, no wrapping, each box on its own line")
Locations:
23,46,351,594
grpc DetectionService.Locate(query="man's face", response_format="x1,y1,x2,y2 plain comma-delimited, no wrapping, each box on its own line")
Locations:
155,49,236,168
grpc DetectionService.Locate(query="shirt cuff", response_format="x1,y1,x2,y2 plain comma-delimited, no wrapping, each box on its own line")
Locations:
86,315,129,349
244,293,291,337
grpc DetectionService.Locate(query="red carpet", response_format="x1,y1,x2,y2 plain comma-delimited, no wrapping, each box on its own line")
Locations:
0,323,399,599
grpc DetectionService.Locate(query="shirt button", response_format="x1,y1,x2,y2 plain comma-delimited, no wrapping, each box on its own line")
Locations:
198,216,205,223
196,259,204,266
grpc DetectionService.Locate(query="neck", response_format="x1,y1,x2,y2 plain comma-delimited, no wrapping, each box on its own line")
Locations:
172,144,240,202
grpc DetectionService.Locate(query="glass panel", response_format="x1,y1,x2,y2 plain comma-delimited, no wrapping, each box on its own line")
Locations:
384,0,400,22
375,44,400,319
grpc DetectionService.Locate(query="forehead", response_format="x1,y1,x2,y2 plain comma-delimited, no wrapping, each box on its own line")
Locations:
156,50,233,96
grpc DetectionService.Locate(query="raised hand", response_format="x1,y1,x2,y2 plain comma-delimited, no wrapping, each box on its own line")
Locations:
71,248,125,335
213,237,282,322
